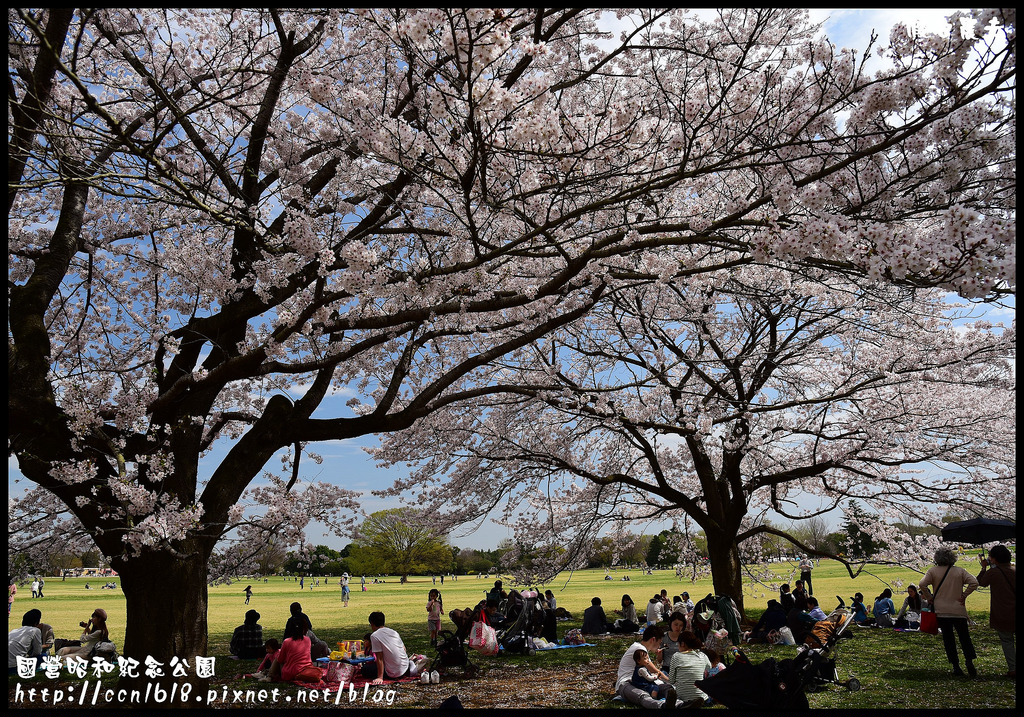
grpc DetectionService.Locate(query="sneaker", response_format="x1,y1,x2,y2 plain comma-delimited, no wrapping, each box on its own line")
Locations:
430,670,440,684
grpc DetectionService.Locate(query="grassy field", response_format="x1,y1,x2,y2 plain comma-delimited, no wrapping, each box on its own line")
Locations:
8,560,1016,710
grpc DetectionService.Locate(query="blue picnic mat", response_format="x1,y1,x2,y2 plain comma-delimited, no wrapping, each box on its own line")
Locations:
536,643,595,650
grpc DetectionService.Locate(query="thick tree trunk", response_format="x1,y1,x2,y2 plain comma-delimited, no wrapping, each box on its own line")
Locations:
112,545,211,708
705,532,745,620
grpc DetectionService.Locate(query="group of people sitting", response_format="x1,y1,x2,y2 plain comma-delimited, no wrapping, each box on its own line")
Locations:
846,585,926,629
582,590,696,636
8,607,115,673
615,621,728,709
231,603,428,684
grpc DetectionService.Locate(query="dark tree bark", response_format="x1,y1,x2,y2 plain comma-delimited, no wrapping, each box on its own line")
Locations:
112,543,212,704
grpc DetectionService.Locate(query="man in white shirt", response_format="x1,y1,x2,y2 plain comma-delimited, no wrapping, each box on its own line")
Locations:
616,625,675,709
363,611,410,684
8,609,43,671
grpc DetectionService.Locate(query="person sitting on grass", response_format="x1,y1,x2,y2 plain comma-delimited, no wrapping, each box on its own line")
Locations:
702,647,726,705
661,612,688,664
849,593,871,625
476,598,506,629
8,609,43,673
806,596,827,622
253,639,280,678
582,596,612,635
614,625,671,710
266,621,322,683
779,584,795,613
668,630,711,709
362,611,411,684
230,609,265,660
704,646,726,678
284,602,328,660
56,608,109,660
613,594,640,633
792,580,809,612
631,647,677,706
895,585,924,629
872,589,897,628
486,580,506,605
786,603,816,644
748,599,788,643
645,595,665,626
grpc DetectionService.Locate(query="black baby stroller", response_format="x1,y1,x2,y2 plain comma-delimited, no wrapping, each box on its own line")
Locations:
430,607,478,677
697,597,859,710
497,589,547,655
794,597,860,694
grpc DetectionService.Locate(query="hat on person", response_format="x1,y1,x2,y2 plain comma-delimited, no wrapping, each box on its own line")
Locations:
245,609,260,623
93,608,107,620
850,593,863,602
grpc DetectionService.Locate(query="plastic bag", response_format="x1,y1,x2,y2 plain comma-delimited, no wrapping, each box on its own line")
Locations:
705,628,731,652
468,620,499,655
778,626,797,645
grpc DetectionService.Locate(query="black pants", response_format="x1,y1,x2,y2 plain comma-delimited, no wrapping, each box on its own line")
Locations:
801,571,813,596
360,659,410,680
936,616,976,664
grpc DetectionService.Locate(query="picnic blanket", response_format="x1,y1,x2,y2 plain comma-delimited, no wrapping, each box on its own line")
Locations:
536,643,595,650
294,666,419,692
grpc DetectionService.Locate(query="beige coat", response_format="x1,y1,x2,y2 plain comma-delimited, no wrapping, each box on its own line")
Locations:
977,563,1015,633
919,565,978,618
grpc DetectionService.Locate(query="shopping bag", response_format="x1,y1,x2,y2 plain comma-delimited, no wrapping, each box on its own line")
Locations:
468,620,499,655
919,611,938,634
778,626,797,645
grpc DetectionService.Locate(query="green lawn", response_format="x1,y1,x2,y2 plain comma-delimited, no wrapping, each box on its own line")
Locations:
8,561,1016,710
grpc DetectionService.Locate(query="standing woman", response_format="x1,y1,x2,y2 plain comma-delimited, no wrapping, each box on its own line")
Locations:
244,585,253,605
919,546,979,677
976,545,1015,678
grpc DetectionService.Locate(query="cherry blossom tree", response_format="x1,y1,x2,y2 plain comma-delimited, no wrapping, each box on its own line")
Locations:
374,269,1015,614
7,7,1014,696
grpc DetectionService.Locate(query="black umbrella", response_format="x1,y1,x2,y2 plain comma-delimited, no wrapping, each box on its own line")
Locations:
941,517,1016,545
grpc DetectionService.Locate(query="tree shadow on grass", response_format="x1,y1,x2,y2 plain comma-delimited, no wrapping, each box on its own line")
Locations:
889,667,1007,684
